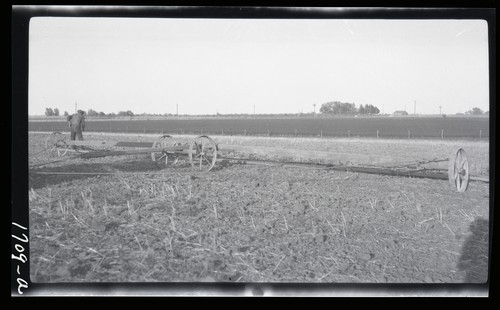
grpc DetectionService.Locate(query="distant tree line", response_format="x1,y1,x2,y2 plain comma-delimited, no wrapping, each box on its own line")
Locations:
319,101,380,115
86,109,135,117
45,108,137,117
42,105,488,117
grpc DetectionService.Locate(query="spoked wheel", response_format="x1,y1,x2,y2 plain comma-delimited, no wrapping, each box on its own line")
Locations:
151,135,179,165
448,148,470,192
189,135,218,171
45,132,70,157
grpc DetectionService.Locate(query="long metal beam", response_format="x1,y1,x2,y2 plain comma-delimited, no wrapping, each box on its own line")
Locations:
217,144,448,169
219,157,488,183
79,146,188,158
65,140,156,148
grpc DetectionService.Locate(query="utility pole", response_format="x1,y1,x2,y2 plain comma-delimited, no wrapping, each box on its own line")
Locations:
313,104,316,116
75,101,77,113
439,106,442,114
414,100,416,115
176,104,178,116
254,104,255,115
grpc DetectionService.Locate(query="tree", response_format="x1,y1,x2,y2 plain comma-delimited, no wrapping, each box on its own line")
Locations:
338,102,357,115
358,105,365,115
63,111,69,116
87,109,99,117
319,101,357,115
44,108,55,116
320,102,335,114
117,110,134,117
364,104,380,115
466,107,484,115
53,108,60,116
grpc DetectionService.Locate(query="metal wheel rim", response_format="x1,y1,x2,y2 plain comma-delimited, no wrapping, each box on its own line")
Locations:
188,135,217,171
151,135,177,165
45,132,69,157
448,148,470,192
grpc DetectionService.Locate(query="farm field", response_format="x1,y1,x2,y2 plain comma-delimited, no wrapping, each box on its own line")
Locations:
28,115,489,139
27,132,490,285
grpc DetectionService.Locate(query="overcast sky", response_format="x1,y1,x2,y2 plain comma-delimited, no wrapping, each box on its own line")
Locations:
28,17,489,116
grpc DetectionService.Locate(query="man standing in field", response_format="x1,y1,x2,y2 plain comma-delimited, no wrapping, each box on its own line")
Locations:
67,110,86,140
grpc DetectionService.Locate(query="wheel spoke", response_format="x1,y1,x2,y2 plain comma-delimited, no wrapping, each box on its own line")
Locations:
151,135,177,165
460,159,467,170
46,132,68,156
189,135,217,171
448,148,470,192
203,156,212,166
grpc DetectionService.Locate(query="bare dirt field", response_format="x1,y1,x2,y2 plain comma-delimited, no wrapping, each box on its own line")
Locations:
28,132,490,284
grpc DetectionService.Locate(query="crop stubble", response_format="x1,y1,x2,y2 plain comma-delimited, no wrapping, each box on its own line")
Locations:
28,133,489,283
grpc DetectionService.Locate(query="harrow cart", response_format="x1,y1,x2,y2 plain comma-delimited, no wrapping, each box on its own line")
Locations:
45,132,218,171
44,132,484,192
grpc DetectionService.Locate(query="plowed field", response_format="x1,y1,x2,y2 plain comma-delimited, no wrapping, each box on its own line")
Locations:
28,132,490,283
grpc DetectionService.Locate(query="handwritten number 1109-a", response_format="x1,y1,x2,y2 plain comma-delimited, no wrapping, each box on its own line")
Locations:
12,222,28,295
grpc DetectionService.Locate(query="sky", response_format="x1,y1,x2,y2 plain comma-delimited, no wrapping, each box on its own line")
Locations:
28,17,490,116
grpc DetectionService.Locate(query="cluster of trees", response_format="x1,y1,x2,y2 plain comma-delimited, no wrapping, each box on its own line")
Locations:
465,107,488,115
44,107,60,116
319,101,380,115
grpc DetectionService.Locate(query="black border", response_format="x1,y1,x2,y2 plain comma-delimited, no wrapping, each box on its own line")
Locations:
12,4,496,299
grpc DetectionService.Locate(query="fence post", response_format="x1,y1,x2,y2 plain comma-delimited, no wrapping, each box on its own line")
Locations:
244,129,246,136
441,129,444,139
222,128,224,135
295,129,297,137
408,130,411,139
320,129,323,138
348,130,350,138
480,129,482,139
377,130,379,139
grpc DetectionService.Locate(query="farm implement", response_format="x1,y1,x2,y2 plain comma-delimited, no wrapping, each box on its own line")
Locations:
44,132,217,172
43,132,484,193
